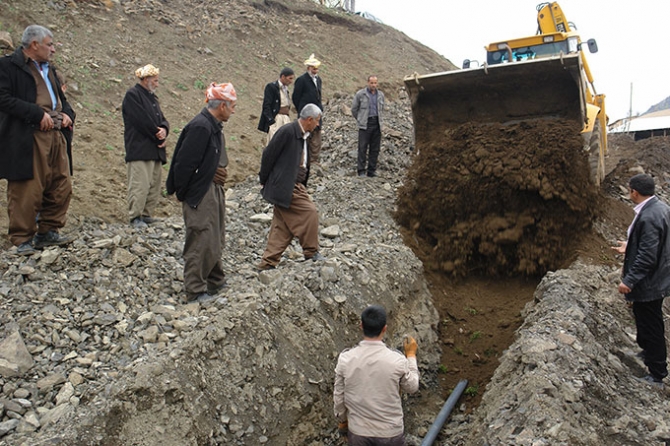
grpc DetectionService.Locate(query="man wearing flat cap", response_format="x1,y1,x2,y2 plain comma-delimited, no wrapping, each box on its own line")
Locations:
292,54,324,167
122,64,170,229
166,82,236,303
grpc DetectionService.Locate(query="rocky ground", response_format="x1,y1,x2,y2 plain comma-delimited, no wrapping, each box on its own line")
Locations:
2,90,670,445
1,0,670,445
0,91,444,445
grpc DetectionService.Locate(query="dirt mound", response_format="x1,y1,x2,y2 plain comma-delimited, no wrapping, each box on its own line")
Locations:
396,119,599,276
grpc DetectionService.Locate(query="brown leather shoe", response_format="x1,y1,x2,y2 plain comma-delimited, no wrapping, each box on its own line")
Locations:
255,262,276,271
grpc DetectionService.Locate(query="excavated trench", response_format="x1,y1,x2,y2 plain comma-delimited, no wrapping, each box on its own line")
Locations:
396,119,600,409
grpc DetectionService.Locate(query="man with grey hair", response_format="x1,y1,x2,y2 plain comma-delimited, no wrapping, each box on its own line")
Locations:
0,24,75,255
613,173,670,388
166,82,236,303
256,103,326,270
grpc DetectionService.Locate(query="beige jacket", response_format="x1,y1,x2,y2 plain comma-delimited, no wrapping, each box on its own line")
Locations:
333,340,419,438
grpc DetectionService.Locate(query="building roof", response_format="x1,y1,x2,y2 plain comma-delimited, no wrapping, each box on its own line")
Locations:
609,110,670,133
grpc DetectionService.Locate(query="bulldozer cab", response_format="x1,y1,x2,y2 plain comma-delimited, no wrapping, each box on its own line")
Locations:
487,37,573,65
485,32,597,66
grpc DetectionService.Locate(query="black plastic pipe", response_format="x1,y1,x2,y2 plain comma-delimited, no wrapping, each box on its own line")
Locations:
420,379,469,446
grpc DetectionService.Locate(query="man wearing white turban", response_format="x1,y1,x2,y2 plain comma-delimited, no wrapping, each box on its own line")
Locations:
292,54,324,167
122,64,170,229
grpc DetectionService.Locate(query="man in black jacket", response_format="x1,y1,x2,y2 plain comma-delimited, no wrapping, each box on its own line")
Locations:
292,54,323,165
258,67,294,144
166,82,236,303
614,174,670,388
122,64,170,229
0,25,75,255
256,103,326,270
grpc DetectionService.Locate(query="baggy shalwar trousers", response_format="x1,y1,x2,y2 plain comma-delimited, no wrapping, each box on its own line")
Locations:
127,159,162,221
7,129,71,246
260,183,319,267
181,183,227,296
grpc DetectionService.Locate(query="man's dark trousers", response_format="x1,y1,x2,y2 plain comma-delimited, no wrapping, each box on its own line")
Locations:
633,298,668,380
357,116,381,177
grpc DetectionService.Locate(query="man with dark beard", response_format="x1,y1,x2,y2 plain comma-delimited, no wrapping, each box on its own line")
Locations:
614,173,670,389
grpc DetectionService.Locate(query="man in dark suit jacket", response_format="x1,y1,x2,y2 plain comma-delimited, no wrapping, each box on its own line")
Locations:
166,82,237,303
256,104,326,270
258,67,294,144
292,54,323,165
0,25,76,255
614,174,670,388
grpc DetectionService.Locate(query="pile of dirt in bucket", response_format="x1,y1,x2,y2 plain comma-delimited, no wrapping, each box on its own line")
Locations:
396,119,598,276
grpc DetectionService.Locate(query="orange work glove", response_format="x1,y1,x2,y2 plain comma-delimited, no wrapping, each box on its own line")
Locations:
338,420,348,437
403,336,418,358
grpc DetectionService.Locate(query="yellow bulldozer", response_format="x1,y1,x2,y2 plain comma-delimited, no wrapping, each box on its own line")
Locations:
396,2,607,276
404,1,607,185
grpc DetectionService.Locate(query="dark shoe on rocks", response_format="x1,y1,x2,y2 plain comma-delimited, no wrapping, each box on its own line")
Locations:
207,282,228,295
367,172,376,177
255,262,276,271
309,252,327,262
33,231,73,249
634,374,664,389
131,217,148,229
358,172,366,177
16,242,37,256
142,216,160,224
185,293,216,304
195,293,216,304
636,351,646,360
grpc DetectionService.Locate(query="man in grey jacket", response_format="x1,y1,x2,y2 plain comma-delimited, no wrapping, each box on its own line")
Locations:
351,75,385,177
613,174,670,388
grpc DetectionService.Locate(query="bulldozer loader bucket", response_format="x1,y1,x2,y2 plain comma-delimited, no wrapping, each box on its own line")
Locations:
404,53,585,146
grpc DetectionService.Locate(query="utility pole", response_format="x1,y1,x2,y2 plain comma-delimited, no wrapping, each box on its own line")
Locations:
624,82,633,133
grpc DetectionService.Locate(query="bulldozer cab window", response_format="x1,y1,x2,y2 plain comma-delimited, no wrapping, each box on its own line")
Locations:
488,41,571,65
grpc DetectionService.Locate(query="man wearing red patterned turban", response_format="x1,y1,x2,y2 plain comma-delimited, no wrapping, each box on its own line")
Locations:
166,82,237,303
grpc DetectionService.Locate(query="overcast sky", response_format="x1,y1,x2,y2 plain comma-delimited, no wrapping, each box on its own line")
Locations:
354,0,670,122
